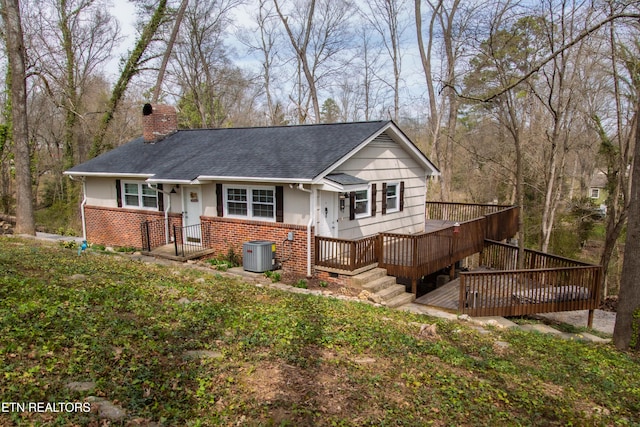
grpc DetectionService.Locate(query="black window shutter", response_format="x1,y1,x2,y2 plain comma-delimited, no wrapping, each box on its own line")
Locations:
399,181,405,211
371,183,377,216
382,183,387,214
349,192,355,220
157,184,164,211
276,186,284,222
116,179,122,207
216,183,224,217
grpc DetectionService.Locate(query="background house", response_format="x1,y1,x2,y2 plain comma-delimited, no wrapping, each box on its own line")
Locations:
65,104,440,277
588,170,607,216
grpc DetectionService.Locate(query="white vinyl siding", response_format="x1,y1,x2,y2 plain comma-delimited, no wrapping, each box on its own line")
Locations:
333,132,428,238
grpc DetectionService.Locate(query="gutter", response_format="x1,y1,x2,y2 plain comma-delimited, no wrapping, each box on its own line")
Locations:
296,183,314,278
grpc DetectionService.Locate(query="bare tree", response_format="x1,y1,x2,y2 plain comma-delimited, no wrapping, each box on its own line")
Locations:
238,0,285,125
152,0,189,103
360,0,408,121
415,0,483,200
89,0,169,157
532,1,596,253
1,0,36,234
169,0,246,128
273,0,352,123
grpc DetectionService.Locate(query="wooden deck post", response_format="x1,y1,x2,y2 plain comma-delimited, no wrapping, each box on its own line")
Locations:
411,277,417,295
587,309,594,329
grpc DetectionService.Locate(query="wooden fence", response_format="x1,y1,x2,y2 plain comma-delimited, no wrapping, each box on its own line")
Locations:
460,240,602,324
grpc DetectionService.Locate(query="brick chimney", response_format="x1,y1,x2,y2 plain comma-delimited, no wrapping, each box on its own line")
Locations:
142,103,178,142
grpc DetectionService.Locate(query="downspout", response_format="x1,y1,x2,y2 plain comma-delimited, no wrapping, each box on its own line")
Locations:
148,184,172,244
69,175,87,240
81,178,87,240
297,183,314,278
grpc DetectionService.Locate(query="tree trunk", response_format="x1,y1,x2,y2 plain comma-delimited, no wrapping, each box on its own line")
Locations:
152,0,188,103
613,93,640,351
90,0,168,157
1,0,35,235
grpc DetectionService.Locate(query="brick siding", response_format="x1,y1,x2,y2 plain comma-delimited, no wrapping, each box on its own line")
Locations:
85,206,181,248
201,216,314,277
85,207,316,277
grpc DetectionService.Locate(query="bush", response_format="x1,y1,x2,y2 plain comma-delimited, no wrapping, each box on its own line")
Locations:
264,271,281,282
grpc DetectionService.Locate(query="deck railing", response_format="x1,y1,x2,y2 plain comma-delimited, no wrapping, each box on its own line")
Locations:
460,240,602,321
315,235,379,271
314,204,520,285
426,201,513,223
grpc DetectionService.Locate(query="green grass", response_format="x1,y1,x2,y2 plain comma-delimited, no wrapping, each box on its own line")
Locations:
0,237,639,426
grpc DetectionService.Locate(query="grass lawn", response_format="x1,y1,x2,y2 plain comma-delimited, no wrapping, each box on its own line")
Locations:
0,237,638,426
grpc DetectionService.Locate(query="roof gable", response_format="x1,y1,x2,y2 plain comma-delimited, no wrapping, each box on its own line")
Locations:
65,121,437,183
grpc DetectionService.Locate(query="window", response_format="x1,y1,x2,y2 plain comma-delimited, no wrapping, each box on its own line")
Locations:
590,188,600,199
122,182,158,210
227,188,248,216
354,188,370,217
385,183,399,213
225,185,275,220
252,189,275,218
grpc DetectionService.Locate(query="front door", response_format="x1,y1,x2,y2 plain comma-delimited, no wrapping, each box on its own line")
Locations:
318,191,338,238
182,185,202,244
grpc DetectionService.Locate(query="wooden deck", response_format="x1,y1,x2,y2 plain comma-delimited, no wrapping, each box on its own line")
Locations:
415,279,460,312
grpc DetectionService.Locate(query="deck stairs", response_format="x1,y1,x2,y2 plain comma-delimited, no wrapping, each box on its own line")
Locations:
351,267,415,308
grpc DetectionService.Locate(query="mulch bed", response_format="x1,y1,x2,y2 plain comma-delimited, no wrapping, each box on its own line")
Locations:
599,296,618,312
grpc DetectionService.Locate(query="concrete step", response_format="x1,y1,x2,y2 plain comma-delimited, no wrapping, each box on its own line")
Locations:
350,267,388,288
377,284,407,301
385,292,416,308
362,276,397,293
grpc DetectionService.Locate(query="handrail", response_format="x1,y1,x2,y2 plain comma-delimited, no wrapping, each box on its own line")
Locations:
315,234,379,271
314,203,519,280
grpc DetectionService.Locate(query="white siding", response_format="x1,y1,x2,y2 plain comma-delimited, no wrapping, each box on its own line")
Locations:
333,132,427,239
85,177,118,207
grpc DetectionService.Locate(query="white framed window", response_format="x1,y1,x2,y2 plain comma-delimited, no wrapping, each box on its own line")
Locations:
122,182,158,210
354,188,370,218
224,185,275,221
385,183,399,213
590,188,600,199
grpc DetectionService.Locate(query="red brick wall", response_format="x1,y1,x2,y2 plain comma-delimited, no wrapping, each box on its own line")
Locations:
201,216,314,277
143,104,178,142
85,206,182,248
85,207,316,277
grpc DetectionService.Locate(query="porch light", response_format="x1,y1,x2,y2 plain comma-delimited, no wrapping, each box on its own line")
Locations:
453,222,460,234
339,193,346,212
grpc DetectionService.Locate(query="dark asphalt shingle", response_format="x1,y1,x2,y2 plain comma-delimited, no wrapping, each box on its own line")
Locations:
66,121,391,181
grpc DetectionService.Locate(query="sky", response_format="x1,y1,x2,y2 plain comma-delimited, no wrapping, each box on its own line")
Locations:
106,0,137,79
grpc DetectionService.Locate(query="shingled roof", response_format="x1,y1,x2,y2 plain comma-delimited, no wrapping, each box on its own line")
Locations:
66,120,437,183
